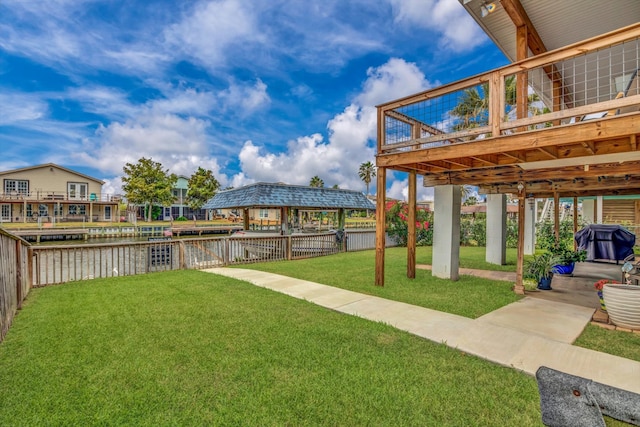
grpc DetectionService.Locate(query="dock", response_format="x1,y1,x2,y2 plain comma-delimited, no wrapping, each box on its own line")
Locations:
13,229,89,243
169,225,242,236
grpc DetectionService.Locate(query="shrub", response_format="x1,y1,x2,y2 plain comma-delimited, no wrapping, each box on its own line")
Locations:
385,202,432,247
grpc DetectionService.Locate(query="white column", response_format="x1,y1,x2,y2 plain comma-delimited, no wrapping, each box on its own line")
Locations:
596,196,603,223
486,194,507,265
433,185,461,280
582,199,596,224
524,198,536,255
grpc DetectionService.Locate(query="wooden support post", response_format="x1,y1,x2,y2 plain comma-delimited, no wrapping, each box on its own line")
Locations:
407,170,416,279
554,192,560,244
15,239,23,309
178,241,185,269
553,80,562,126
28,246,33,290
281,207,289,235
489,72,502,137
243,208,250,231
516,24,528,132
375,167,387,286
515,189,526,295
573,197,579,250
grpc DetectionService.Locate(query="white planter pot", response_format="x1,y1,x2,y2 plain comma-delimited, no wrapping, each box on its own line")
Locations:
603,284,640,330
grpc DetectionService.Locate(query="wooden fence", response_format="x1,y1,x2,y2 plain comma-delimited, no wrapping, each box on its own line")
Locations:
30,230,396,287
0,229,31,343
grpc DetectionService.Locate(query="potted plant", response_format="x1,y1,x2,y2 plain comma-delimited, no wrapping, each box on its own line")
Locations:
549,244,587,276
602,282,640,330
525,252,561,290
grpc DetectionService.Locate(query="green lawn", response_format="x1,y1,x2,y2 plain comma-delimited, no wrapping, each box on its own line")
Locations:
240,247,521,319
240,247,640,366
0,270,542,426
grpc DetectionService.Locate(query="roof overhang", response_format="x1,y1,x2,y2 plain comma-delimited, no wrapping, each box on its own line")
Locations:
460,0,640,62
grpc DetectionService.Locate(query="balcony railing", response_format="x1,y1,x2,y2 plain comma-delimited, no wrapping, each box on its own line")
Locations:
0,191,121,203
378,23,640,154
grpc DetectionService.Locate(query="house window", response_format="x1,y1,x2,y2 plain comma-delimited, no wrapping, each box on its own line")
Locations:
39,204,48,217
54,204,63,216
26,204,33,217
259,209,269,219
4,179,29,195
68,182,88,200
1,204,10,221
69,205,86,215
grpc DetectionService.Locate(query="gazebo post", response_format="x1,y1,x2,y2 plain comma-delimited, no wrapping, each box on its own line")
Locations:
243,208,250,231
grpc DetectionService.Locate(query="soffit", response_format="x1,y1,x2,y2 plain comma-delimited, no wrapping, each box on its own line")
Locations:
461,0,640,62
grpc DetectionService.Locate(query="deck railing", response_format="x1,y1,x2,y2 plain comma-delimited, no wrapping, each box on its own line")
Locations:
30,230,398,286
0,191,120,203
0,229,31,343
379,23,640,153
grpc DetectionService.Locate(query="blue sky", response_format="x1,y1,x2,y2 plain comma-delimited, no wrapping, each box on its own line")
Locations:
0,0,507,200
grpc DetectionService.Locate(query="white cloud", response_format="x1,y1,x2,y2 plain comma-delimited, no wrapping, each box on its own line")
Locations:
387,176,436,201
0,92,48,124
165,0,261,71
235,58,432,193
390,0,487,52
217,79,270,115
73,113,213,176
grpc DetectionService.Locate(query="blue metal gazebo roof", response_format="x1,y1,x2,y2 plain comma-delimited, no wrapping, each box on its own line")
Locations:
203,182,375,210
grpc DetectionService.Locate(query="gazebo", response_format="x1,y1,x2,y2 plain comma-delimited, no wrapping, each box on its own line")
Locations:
203,182,375,233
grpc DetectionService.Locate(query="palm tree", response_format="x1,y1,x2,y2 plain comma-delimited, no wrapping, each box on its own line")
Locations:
309,176,324,188
358,161,376,195
460,185,475,203
452,76,517,131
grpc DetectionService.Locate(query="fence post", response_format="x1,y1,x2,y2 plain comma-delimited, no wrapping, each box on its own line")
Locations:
15,240,22,309
178,241,186,269
287,235,292,260
224,237,230,266
28,247,33,290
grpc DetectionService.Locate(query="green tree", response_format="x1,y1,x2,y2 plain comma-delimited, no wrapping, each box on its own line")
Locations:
186,167,220,211
358,161,376,195
461,185,475,203
452,76,517,131
122,157,177,222
463,195,478,206
309,176,324,188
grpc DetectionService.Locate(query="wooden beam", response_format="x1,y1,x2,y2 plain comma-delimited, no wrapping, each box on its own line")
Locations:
470,156,498,166
377,115,640,167
501,0,544,53
375,167,386,287
423,161,640,186
553,192,560,242
573,196,578,250
515,189,525,295
407,170,416,279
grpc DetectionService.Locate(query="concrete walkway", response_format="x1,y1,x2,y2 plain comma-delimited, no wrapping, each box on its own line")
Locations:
204,267,640,394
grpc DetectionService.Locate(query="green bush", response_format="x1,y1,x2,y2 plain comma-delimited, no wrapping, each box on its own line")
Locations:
460,216,486,247
385,202,432,247
176,216,188,222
